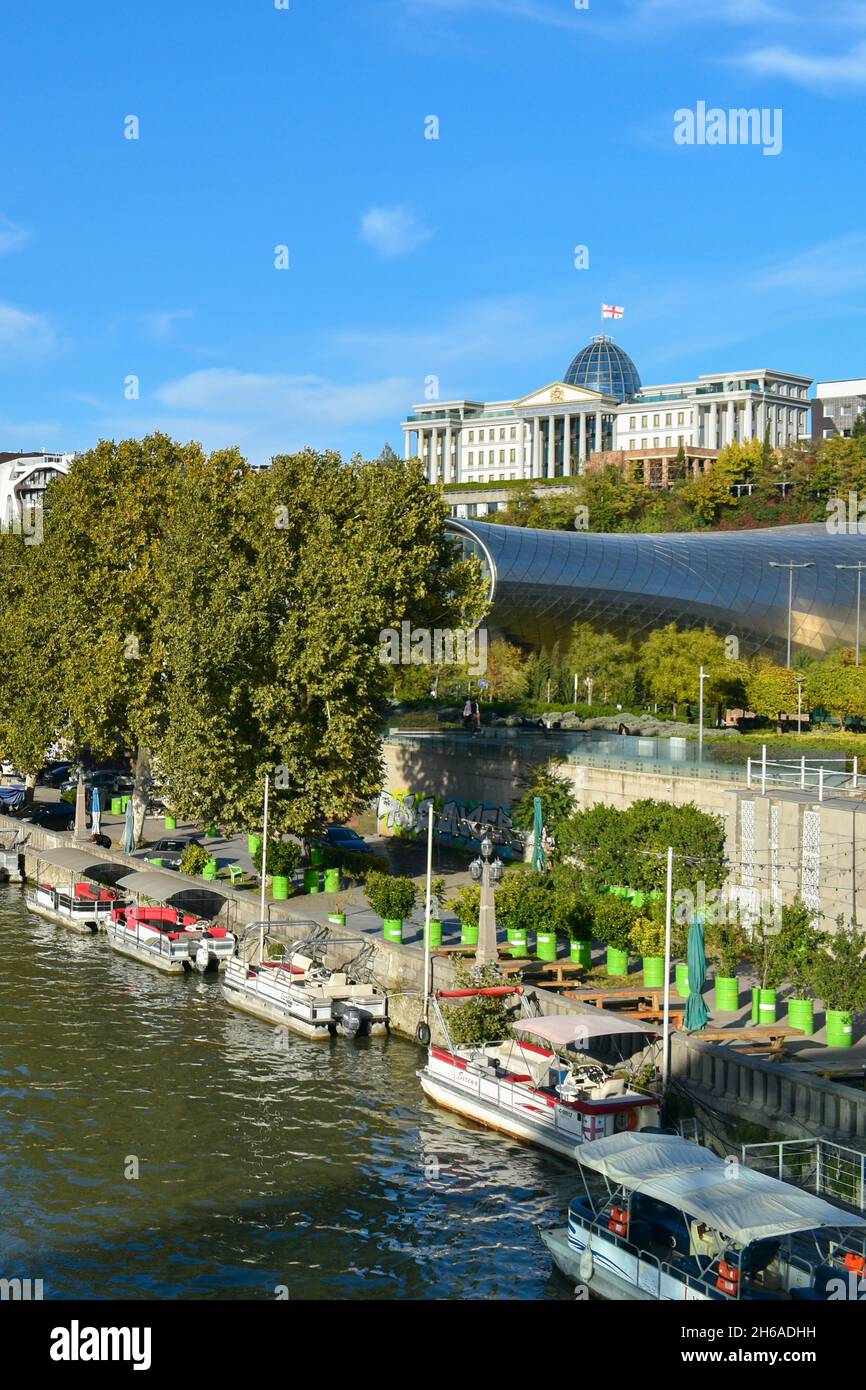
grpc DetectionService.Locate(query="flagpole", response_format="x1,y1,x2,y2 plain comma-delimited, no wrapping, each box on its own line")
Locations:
422,799,434,1024
662,845,673,1093
259,773,270,964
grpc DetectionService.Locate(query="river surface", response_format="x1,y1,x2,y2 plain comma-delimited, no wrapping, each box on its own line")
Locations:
0,889,577,1300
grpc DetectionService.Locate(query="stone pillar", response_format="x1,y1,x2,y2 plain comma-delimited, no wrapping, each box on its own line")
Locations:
709,402,718,448
563,414,571,476
726,399,735,445
445,424,453,482
476,861,498,967
404,429,411,461
758,400,767,439
594,410,602,459
430,427,439,484
547,414,556,478
579,412,587,473
692,406,701,447
532,417,540,479
745,395,754,440
517,418,525,478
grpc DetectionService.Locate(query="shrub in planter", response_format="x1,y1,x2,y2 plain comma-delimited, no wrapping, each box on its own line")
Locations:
630,914,667,989
251,839,302,879
447,883,481,945
366,872,419,941
591,894,638,976
775,899,820,1031
180,842,211,876
810,924,866,1048
706,918,749,1011
322,846,390,881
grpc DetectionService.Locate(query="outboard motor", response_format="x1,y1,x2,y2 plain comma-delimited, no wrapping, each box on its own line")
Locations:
341,1008,363,1039
194,942,213,973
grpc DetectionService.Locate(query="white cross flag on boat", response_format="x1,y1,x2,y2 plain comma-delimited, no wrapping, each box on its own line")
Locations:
602,303,624,319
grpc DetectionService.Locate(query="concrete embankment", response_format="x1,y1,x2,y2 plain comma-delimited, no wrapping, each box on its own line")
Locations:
8,814,866,1144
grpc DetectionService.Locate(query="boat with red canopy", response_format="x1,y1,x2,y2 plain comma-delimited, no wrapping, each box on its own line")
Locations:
418,991,662,1160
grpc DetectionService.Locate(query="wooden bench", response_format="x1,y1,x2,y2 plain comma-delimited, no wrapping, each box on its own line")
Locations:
699,1025,804,1059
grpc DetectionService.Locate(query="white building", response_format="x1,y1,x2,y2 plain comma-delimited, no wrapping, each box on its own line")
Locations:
0,451,73,527
401,336,812,485
812,378,866,440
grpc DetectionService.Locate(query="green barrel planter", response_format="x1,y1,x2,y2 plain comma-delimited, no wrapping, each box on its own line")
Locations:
714,976,739,1012
751,986,760,1023
164,815,177,831
827,1009,854,1049
607,946,629,976
570,939,592,968
383,917,404,944
111,797,122,815
303,868,320,894
202,859,218,882
675,962,691,999
758,988,777,1026
328,912,347,926
630,892,647,909
120,796,131,813
425,918,443,949
461,922,479,947
788,997,814,1035
247,833,262,856
507,927,528,957
323,868,340,893
642,956,665,989
310,846,325,868
272,874,290,900
206,825,219,838
536,931,557,962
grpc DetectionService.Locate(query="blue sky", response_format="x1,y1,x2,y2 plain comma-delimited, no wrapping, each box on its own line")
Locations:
2,0,866,464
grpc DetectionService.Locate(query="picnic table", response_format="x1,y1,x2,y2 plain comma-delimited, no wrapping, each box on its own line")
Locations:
569,986,666,1010
699,1025,804,1059
499,958,586,987
793,1061,866,1084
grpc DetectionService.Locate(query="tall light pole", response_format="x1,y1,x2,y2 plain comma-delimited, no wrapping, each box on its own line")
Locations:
769,560,814,668
697,665,707,763
835,562,866,666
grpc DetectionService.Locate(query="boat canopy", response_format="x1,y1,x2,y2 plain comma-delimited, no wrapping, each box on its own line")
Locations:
117,869,183,901
83,860,133,887
165,887,226,920
576,1133,866,1244
45,847,101,872
514,1014,659,1048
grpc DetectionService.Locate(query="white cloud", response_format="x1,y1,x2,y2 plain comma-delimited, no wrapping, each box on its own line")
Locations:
752,234,866,294
0,215,28,255
0,304,54,355
738,40,866,90
359,206,433,257
142,309,193,341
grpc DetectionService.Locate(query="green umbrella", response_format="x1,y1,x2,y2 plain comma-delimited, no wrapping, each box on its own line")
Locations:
684,916,709,1031
531,795,546,872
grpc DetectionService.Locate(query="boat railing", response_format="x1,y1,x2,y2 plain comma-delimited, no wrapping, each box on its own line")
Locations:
572,1208,737,1301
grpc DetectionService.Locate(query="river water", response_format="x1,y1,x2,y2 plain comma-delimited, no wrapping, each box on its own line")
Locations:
0,889,577,1300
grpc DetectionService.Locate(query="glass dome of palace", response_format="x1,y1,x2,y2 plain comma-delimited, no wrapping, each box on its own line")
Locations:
563,336,642,402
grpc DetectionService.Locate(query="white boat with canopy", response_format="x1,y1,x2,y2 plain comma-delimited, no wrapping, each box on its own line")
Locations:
108,869,236,974
223,921,388,1038
26,847,130,933
418,1000,662,1160
543,1131,866,1301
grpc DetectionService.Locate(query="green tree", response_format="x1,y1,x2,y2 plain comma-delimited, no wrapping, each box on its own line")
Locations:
805,664,866,729
638,624,727,717
811,925,866,1013
511,760,576,838
567,622,636,705
746,663,802,733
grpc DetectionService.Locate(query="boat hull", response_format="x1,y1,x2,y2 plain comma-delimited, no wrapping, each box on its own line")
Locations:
222,965,388,1039
107,926,191,974
419,1069,591,1161
25,893,99,935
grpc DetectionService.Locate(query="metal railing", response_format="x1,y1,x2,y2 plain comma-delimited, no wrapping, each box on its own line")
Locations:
746,748,863,801
742,1138,866,1213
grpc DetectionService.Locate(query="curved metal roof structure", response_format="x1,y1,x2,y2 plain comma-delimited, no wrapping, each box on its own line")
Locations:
447,519,866,659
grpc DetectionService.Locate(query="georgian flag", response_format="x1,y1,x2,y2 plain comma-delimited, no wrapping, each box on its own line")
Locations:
602,303,624,319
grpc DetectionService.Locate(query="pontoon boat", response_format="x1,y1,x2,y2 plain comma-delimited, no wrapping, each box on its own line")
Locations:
26,847,129,934
418,996,661,1159
543,1130,866,1301
223,922,388,1038
107,868,235,973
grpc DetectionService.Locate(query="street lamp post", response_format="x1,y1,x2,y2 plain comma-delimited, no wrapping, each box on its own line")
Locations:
835,562,866,666
698,665,707,764
769,560,815,668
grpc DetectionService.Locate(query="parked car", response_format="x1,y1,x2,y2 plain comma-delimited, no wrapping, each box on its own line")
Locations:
144,836,204,869
304,825,376,857
59,770,132,806
30,802,80,830
40,762,74,788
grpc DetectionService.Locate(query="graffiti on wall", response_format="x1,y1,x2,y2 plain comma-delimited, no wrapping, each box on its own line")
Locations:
377,789,524,859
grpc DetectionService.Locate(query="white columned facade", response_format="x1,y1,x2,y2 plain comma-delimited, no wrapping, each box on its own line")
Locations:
444,424,452,482
430,426,439,483
725,400,735,445
709,402,718,448
594,410,602,458
532,418,540,479
745,395,754,440
517,418,525,478
563,414,571,476
692,405,701,446
579,412,587,473
547,414,555,478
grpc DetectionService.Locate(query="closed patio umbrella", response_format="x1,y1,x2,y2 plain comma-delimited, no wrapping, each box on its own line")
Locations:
123,796,136,854
685,916,709,1031
531,795,546,872
90,786,101,837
